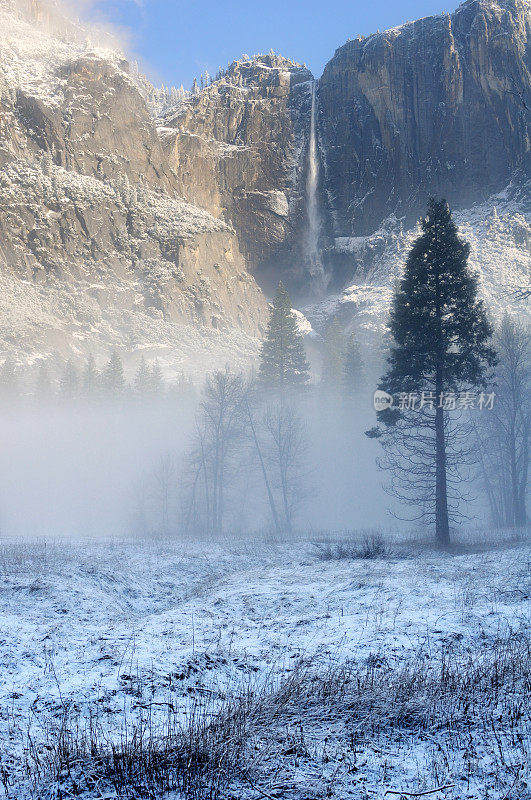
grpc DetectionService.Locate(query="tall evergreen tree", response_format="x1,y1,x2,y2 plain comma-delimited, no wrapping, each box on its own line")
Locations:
0,357,19,401
82,354,99,397
371,199,496,544
60,359,79,400
259,282,310,393
150,359,165,397
169,372,195,403
103,350,126,396
133,356,151,397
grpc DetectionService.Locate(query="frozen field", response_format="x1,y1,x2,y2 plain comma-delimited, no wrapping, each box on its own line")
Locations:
0,532,529,799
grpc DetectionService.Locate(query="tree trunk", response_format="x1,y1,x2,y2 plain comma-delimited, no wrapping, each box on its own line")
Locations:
508,415,519,527
199,439,211,534
246,401,282,535
280,462,292,534
517,422,529,526
435,405,450,545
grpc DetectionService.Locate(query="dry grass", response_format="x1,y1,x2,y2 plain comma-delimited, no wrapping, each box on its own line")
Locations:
14,628,529,800
22,693,254,800
310,525,530,562
311,530,391,560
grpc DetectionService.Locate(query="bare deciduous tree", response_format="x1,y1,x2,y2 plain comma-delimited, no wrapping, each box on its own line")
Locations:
244,394,282,535
186,369,246,536
261,401,308,534
473,315,530,527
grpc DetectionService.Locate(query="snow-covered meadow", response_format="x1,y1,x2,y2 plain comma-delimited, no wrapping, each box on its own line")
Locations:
0,531,528,799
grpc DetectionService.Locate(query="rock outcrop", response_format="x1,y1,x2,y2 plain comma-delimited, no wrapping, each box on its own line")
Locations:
160,55,314,291
0,0,268,370
0,159,263,331
318,0,530,238
159,0,529,293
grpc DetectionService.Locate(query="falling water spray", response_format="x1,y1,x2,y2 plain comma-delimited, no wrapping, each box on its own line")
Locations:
305,80,325,289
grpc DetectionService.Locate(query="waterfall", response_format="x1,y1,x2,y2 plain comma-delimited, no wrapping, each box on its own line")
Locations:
305,80,325,288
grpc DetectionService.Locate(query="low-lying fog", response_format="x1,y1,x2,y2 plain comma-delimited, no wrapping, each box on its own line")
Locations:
0,394,396,538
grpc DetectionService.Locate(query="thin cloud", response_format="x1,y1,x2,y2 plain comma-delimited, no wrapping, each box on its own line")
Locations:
13,0,142,55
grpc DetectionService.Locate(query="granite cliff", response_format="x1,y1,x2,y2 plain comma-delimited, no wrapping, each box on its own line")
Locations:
159,55,315,292
318,0,530,238
0,0,268,375
161,0,529,294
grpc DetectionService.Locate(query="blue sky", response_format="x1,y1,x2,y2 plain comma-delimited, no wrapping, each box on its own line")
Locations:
86,0,457,90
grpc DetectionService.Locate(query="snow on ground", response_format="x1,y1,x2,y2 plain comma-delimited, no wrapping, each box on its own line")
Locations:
0,532,528,798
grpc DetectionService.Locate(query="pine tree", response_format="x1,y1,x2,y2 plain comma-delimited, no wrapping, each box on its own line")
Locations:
150,359,165,397
259,282,310,394
169,372,195,402
82,354,99,397
372,199,496,544
103,350,126,396
0,357,19,401
133,356,151,397
342,331,365,399
320,319,345,396
60,359,79,400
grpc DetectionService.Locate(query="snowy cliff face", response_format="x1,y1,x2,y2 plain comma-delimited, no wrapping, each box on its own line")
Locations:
159,55,315,292
0,0,268,370
318,0,530,238
308,0,530,333
0,0,174,187
306,180,530,378
162,0,529,301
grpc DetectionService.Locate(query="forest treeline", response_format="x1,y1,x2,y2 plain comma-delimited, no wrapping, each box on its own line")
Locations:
0,352,195,404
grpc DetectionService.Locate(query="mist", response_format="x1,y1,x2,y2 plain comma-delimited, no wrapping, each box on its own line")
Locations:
11,0,137,54
0,386,398,539
0,400,194,538
0,1,528,796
